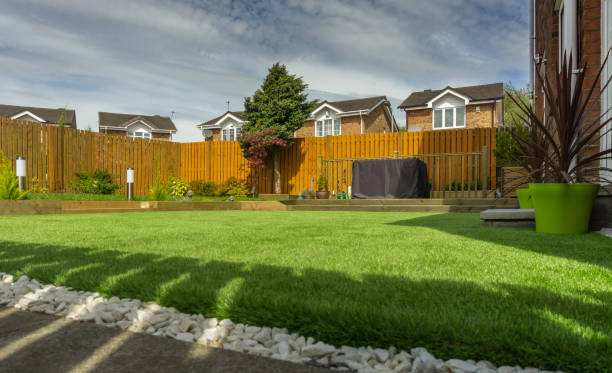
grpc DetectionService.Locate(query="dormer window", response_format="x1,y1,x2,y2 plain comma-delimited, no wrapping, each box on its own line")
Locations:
128,131,151,139
316,118,341,136
222,126,241,141
433,107,465,129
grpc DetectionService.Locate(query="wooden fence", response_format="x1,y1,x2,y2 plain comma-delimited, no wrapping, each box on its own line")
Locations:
0,117,497,195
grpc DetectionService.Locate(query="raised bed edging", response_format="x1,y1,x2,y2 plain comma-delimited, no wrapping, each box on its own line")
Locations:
0,200,62,216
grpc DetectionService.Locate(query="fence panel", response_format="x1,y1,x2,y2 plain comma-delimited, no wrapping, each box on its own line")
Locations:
0,118,498,196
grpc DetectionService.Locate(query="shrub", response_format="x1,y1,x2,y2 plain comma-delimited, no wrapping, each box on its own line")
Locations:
215,177,249,197
0,152,28,200
149,175,169,201
167,176,188,197
316,175,328,191
189,180,217,196
71,169,118,194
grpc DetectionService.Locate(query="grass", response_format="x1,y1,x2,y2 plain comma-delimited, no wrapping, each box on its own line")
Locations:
25,192,271,202
0,211,610,372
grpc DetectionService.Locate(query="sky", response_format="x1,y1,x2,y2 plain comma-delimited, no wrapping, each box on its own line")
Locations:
0,0,529,142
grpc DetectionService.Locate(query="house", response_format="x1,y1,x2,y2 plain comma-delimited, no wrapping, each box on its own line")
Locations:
0,104,76,128
534,0,611,228
98,112,177,141
196,96,398,140
397,83,504,132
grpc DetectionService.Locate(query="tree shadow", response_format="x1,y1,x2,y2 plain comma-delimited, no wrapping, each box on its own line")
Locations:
385,213,612,270
0,239,609,372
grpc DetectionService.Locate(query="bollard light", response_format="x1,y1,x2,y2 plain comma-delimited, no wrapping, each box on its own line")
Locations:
16,157,26,191
126,168,134,200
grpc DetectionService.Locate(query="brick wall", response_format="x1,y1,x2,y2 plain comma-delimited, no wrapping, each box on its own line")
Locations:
406,103,496,131
364,104,392,133
295,108,391,138
466,103,495,128
535,0,601,155
152,133,171,141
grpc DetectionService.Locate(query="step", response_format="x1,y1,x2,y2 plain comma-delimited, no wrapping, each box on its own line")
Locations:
286,204,510,213
283,198,517,206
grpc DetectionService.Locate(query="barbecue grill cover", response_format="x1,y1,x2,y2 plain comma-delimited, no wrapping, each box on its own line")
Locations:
351,159,429,199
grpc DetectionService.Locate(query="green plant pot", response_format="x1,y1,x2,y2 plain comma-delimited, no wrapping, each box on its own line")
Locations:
529,183,599,234
515,188,533,209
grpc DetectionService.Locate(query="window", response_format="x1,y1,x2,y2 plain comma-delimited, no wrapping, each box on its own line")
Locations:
222,127,241,141
433,110,442,129
433,107,465,130
128,131,151,139
316,118,341,136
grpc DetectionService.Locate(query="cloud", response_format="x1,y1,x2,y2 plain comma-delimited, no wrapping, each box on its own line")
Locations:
0,0,528,141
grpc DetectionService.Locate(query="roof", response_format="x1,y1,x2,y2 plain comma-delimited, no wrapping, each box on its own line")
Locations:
198,111,246,127
198,96,390,128
313,96,387,113
398,83,503,109
98,112,177,132
0,104,76,126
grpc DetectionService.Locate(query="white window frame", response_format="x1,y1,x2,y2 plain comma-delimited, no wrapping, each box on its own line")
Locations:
315,118,341,137
222,126,241,141
432,107,466,130
128,131,151,139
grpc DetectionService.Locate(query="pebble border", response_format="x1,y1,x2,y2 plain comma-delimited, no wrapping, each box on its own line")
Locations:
0,273,563,373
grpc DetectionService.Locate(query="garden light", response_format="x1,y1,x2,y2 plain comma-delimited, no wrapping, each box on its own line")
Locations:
16,157,26,191
126,168,134,200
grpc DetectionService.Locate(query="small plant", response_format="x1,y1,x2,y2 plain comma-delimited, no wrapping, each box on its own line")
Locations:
30,177,48,194
149,175,169,201
71,169,119,194
0,152,28,200
167,176,188,197
189,180,217,196
301,189,314,199
215,177,249,197
316,175,328,191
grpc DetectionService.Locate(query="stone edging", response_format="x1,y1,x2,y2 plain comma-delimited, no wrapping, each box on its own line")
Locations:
0,273,562,373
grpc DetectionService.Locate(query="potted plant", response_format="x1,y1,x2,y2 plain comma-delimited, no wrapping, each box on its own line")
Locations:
507,53,612,233
315,175,329,199
301,189,314,200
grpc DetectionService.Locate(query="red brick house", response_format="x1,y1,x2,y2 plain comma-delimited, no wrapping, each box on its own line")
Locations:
0,104,77,128
534,0,611,228
196,96,398,141
397,83,504,132
98,112,177,141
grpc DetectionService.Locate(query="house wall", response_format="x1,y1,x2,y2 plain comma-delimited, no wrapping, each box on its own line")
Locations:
295,120,315,138
364,103,393,133
405,103,497,131
535,0,601,153
342,115,362,135
102,129,126,136
152,133,171,141
406,109,432,131
465,103,496,128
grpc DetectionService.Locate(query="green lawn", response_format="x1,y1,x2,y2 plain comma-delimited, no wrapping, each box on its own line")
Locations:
0,211,609,372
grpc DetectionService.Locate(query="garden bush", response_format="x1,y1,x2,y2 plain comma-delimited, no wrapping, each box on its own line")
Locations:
70,169,118,194
167,176,188,197
189,180,217,196
215,177,249,197
0,152,28,200
149,175,169,201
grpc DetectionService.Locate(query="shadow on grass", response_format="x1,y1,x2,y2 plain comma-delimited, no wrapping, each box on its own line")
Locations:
386,213,612,270
0,240,610,372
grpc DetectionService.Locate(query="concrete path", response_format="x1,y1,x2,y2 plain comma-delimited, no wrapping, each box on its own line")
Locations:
0,307,329,373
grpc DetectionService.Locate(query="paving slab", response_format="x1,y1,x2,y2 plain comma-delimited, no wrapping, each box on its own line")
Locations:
480,208,535,228
0,307,329,373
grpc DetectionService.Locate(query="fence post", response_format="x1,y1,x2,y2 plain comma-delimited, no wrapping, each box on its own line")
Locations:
317,155,322,176
482,146,488,198
393,150,398,158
